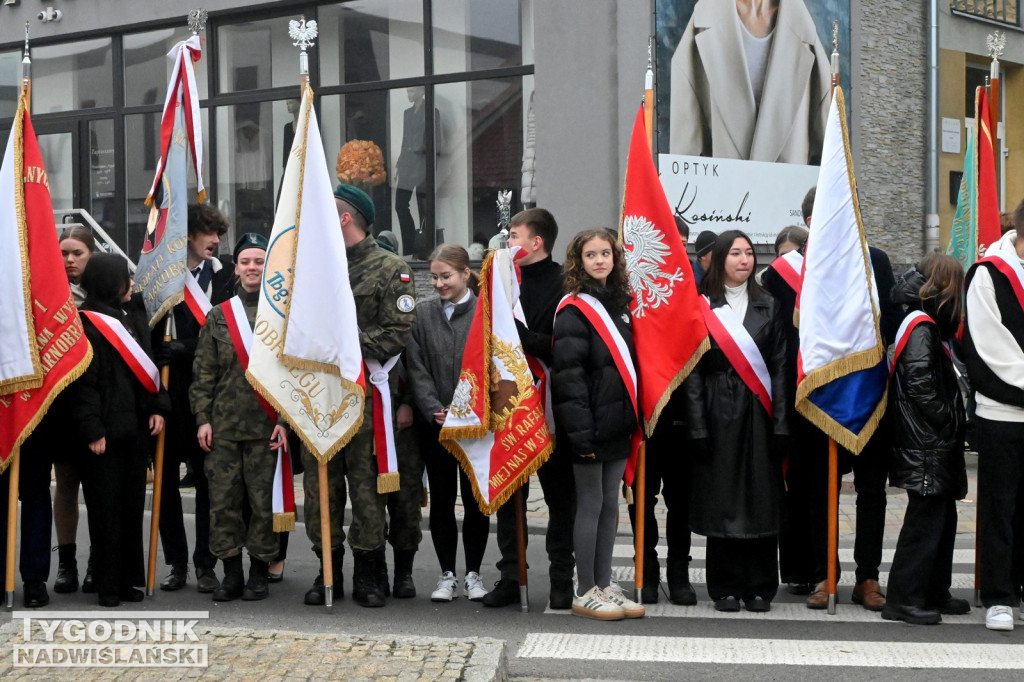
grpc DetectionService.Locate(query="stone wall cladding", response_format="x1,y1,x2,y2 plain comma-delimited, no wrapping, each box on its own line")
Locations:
856,1,928,269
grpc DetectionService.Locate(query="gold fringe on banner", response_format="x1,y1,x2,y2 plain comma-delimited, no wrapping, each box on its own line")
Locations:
376,471,400,495
642,337,710,437
273,512,296,533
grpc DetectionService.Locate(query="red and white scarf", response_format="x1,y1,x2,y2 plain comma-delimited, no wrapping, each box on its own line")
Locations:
980,250,1024,309
222,296,295,531
891,310,950,377
365,355,402,494
769,250,803,294
700,296,773,416
556,293,642,485
183,270,212,326
81,311,160,394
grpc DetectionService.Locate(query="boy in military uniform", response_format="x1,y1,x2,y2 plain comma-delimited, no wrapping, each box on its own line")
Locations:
190,233,287,602
302,184,416,607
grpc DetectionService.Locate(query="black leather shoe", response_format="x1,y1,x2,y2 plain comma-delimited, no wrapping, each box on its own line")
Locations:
159,565,188,591
714,596,741,612
304,571,325,606
937,597,971,615
242,558,270,601
882,603,941,625
54,561,79,594
23,581,49,608
196,567,219,593
119,587,144,603
351,549,385,607
787,582,814,596
212,557,244,602
482,579,519,607
745,596,771,612
549,579,574,610
641,582,659,604
667,562,697,606
98,594,120,608
81,556,96,594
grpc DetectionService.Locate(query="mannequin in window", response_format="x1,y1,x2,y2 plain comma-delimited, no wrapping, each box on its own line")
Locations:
395,87,443,257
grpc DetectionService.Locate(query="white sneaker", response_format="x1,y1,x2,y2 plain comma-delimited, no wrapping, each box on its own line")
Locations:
431,572,457,602
571,585,625,621
986,605,1014,631
464,571,487,601
603,584,645,619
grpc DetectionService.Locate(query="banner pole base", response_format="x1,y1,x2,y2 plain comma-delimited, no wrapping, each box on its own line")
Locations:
827,594,836,615
519,585,528,613
325,585,334,609
5,590,13,608
974,589,981,608
146,587,154,597
634,588,642,604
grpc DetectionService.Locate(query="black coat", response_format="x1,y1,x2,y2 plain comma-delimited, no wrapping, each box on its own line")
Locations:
551,285,638,463
887,318,967,499
74,298,169,445
683,290,789,538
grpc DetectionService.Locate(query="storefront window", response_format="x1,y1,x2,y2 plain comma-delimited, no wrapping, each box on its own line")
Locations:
432,0,530,74
124,28,209,107
319,1,424,85
218,18,302,94
0,50,20,118
32,39,113,113
88,119,116,244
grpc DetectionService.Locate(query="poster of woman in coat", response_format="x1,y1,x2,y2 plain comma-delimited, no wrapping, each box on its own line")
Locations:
656,1,850,243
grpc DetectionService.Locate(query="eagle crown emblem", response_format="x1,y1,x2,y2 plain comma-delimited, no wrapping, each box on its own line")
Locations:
622,214,685,318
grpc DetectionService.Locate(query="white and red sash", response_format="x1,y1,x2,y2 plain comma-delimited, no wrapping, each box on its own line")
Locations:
891,310,949,377
183,270,212,325
769,250,803,295
700,296,773,416
979,250,1024,310
364,354,402,494
81,311,160,394
556,293,642,484
221,296,295,531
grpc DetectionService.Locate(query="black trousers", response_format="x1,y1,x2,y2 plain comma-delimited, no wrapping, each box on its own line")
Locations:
778,419,820,585
495,446,576,583
887,491,956,609
421,426,489,575
159,406,216,571
705,536,779,602
0,431,54,584
395,187,426,256
627,422,692,578
976,417,1024,607
80,438,147,597
807,429,889,583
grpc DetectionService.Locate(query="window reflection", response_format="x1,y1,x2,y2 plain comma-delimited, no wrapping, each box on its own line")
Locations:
124,28,209,107
88,119,117,248
218,19,300,93
32,39,113,113
433,0,528,74
319,1,424,85
0,51,20,118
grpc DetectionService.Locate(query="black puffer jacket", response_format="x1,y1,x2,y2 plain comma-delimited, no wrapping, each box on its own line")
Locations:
887,272,967,498
74,298,170,445
551,283,638,462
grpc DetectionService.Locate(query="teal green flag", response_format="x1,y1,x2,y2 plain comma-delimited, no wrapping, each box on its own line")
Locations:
947,119,978,269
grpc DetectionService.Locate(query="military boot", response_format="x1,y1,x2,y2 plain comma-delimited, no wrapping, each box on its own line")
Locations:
351,549,386,608
376,551,391,598
242,557,270,601
53,544,79,594
212,556,244,602
392,550,416,599
304,548,344,606
304,552,326,606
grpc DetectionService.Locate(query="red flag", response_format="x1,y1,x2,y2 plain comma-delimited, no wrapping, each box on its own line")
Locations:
977,88,1001,257
0,93,92,470
620,105,709,436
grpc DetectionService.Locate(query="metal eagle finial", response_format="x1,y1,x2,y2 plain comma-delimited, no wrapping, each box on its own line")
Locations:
289,17,319,51
23,21,29,59
497,190,512,235
987,30,1006,62
832,20,839,56
188,9,208,35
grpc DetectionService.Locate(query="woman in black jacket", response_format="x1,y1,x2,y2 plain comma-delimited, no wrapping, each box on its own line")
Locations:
73,253,169,607
552,228,642,621
684,229,788,613
883,253,969,625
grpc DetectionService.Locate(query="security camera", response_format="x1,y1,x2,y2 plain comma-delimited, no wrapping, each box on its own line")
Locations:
37,7,62,22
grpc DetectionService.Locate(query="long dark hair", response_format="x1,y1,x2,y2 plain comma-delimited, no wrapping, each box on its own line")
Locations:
917,253,964,332
80,252,131,309
700,229,764,304
563,227,629,298
59,225,97,252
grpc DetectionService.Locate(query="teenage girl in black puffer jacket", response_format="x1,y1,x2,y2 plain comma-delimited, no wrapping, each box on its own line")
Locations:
883,253,968,625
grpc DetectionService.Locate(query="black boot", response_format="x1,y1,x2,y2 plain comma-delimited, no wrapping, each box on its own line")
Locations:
212,556,244,601
376,550,391,598
641,558,661,604
667,560,697,606
53,544,79,594
351,549,386,608
304,548,344,606
304,551,326,606
81,551,96,594
242,557,269,601
392,550,416,599
549,578,574,610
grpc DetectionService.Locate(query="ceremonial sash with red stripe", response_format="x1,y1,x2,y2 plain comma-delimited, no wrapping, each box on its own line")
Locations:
365,355,402,494
556,293,642,485
81,311,159,394
700,296,773,416
978,250,1024,310
891,311,949,377
184,271,212,326
221,296,295,531
769,250,803,295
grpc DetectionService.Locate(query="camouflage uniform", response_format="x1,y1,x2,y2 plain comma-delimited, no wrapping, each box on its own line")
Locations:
191,287,279,562
302,234,416,553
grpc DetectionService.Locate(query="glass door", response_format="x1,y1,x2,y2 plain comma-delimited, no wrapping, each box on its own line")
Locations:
33,120,78,212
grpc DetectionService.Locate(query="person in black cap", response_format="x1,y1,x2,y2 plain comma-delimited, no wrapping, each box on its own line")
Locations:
301,183,417,608
190,232,286,602
692,231,716,286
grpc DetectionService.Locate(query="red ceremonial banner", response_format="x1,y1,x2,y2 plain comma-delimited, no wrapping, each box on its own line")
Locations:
977,88,1000,258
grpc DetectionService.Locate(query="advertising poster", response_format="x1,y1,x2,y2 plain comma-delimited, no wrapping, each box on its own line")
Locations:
656,0,850,241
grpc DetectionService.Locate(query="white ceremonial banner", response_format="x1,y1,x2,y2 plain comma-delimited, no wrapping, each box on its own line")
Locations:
658,154,819,243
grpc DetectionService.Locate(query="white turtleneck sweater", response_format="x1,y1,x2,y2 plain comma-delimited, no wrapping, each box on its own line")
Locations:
725,280,749,321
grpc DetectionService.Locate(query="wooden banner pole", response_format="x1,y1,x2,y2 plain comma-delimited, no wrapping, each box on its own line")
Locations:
515,487,528,612
5,452,20,608
634,443,646,604
319,461,333,609
146,320,172,596
827,438,839,615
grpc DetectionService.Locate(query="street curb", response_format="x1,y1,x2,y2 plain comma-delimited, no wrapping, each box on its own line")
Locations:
464,636,510,682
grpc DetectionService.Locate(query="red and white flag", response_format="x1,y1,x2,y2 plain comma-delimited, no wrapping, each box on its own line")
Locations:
440,248,553,515
620,105,708,435
0,92,92,469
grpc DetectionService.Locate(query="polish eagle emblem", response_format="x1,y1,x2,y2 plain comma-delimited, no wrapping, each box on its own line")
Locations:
622,214,685,318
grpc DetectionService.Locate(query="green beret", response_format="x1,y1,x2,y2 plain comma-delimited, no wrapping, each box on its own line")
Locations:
334,183,375,226
233,232,268,259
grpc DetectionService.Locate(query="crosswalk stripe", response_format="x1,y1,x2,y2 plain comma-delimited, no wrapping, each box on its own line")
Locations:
516,633,1023,668
542,601,986,623
609,566,977,589
611,546,976,564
